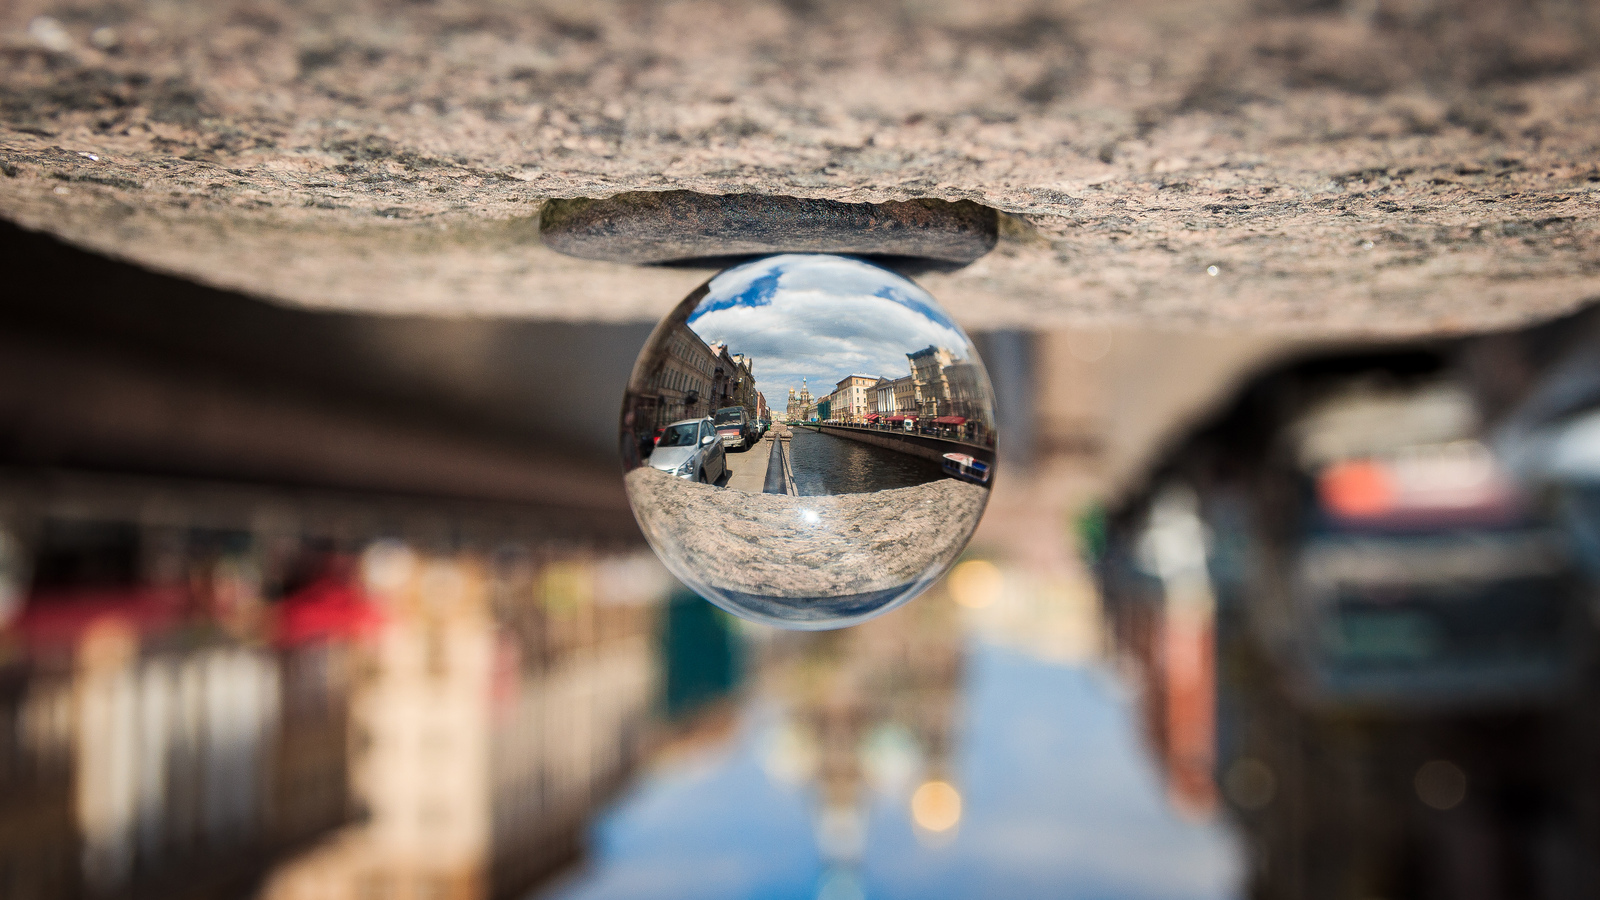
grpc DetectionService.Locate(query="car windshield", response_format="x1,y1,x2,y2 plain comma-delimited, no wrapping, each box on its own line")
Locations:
714,408,742,425
658,423,701,447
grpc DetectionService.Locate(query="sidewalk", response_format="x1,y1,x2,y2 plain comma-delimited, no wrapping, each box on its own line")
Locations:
722,434,772,492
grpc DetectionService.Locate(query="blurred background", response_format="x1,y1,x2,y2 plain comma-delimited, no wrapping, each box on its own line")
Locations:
5,217,1600,900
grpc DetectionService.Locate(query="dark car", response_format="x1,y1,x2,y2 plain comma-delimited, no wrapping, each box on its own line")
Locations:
713,406,755,450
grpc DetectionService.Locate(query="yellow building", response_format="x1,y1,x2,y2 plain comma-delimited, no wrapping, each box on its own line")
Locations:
890,375,921,420
831,375,880,423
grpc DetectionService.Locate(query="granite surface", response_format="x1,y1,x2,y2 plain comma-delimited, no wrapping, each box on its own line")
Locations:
625,466,988,600
540,192,997,264
1,0,1598,333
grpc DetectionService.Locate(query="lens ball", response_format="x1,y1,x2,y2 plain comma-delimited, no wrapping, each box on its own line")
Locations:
620,254,997,629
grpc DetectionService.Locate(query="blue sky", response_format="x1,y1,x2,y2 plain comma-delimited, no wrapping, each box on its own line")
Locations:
686,255,975,403
542,643,1241,900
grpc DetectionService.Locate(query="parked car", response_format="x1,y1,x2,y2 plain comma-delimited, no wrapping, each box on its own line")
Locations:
648,418,726,484
714,406,756,449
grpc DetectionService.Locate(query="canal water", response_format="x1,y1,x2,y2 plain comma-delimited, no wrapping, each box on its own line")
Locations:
787,428,946,495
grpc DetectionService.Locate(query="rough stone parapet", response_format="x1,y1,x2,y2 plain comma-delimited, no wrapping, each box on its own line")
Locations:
2,0,1598,332
625,467,988,600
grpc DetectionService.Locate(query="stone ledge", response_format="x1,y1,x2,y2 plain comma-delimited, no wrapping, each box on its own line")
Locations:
625,467,989,600
2,0,1598,331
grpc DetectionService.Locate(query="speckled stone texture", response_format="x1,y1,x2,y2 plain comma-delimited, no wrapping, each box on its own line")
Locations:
1,0,1598,333
540,192,997,263
625,467,988,601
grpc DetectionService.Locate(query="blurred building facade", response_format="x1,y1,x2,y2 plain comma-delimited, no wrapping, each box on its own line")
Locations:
1096,314,1600,898
0,477,665,900
0,516,355,900
260,548,660,900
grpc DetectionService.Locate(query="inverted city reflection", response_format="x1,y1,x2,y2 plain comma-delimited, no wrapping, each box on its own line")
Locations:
12,227,1600,900
620,255,998,630
1097,313,1600,898
0,497,1236,900
0,504,664,900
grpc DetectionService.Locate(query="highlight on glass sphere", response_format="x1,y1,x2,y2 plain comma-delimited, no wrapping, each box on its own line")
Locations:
619,253,997,629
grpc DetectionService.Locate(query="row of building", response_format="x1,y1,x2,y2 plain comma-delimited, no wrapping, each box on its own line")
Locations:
634,319,767,434
0,513,667,900
783,346,988,428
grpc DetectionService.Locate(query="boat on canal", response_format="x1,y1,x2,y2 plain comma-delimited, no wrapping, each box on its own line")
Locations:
942,452,991,485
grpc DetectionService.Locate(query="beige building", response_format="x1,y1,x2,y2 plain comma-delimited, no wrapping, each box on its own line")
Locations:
890,375,921,420
261,545,660,900
638,322,720,430
707,344,758,419
872,375,915,418
832,375,879,423
730,353,758,417
260,552,497,900
908,346,958,417
943,362,988,423
868,377,891,416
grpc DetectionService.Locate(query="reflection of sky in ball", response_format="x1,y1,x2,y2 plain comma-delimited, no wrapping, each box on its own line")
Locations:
688,255,972,400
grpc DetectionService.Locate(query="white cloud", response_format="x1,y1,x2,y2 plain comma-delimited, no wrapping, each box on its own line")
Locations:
690,288,972,399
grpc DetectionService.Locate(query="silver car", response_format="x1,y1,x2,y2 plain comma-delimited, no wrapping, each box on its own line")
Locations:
648,417,727,484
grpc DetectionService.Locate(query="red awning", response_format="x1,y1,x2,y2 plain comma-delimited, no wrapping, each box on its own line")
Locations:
933,416,968,425
276,576,385,647
885,415,907,422
11,586,183,647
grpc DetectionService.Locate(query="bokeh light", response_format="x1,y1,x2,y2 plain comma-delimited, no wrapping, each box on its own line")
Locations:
1415,761,1468,811
910,779,963,833
947,559,1003,609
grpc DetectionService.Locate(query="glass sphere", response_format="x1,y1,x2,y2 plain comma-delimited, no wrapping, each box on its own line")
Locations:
620,254,997,629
